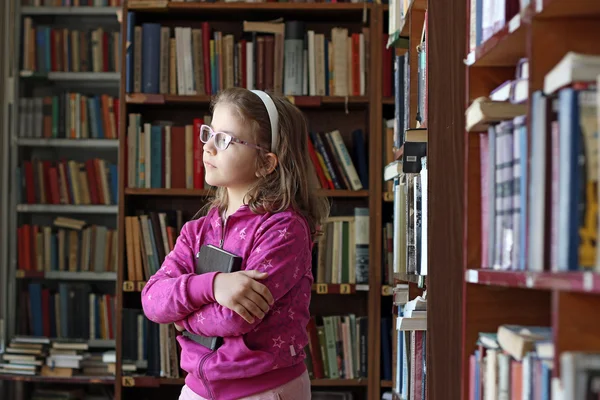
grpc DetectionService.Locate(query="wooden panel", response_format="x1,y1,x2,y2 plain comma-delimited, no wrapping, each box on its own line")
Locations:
471,19,528,67
539,0,600,18
427,0,466,399
530,17,600,91
462,285,551,399
367,5,384,400
468,67,516,103
553,291,600,376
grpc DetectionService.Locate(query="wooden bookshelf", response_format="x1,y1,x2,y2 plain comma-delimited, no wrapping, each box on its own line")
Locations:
458,0,600,399
114,2,390,400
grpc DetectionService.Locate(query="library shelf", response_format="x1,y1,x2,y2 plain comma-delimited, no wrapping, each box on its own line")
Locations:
381,380,393,388
124,188,211,197
465,12,527,67
383,97,395,105
310,379,368,387
0,374,115,385
20,6,120,16
124,281,375,295
123,188,367,198
16,138,119,149
465,269,600,294
125,93,371,108
16,204,118,214
393,272,425,285
128,1,373,17
121,376,367,388
387,0,427,44
15,270,117,281
19,71,121,81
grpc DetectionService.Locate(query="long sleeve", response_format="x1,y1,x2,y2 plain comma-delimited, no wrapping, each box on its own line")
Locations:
181,214,312,337
141,219,218,324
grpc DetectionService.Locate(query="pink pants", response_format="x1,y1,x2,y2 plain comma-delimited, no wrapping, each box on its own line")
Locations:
178,370,311,400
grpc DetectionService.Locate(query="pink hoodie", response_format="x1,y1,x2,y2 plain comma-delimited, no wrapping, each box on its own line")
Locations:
141,205,312,400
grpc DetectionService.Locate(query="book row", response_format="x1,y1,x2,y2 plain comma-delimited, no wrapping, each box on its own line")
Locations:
19,283,116,342
22,19,121,74
18,94,119,139
18,158,118,206
125,16,374,97
17,221,117,274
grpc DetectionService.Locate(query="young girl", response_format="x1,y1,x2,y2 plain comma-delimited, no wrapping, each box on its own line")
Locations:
141,87,329,400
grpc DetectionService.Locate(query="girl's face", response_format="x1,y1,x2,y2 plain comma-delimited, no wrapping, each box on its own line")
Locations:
203,103,261,191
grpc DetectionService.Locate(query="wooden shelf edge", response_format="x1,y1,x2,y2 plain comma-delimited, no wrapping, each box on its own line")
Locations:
394,272,426,285
128,2,372,12
0,374,114,384
465,11,527,67
381,380,394,388
125,93,370,107
125,188,212,197
123,376,367,387
465,269,600,293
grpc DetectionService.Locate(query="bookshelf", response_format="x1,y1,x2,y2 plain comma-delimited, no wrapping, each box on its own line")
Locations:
0,1,122,397
115,1,391,400
460,0,600,399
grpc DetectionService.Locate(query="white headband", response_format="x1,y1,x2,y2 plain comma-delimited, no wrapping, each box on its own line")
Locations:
251,90,279,152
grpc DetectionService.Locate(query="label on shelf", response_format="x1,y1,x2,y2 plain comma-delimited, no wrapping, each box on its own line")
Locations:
340,284,351,294
137,281,147,292
316,283,328,294
466,269,478,283
122,376,135,387
526,275,534,288
382,285,393,296
15,270,24,278
123,281,135,292
584,272,594,291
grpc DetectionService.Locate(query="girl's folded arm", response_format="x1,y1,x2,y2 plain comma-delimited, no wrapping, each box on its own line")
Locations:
141,221,218,324
182,216,311,337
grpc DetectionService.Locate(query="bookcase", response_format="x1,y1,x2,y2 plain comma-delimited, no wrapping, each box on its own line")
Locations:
0,0,122,399
459,0,600,399
115,1,394,400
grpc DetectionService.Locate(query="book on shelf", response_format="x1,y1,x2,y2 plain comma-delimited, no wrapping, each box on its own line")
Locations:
17,158,118,206
124,210,183,282
304,314,368,380
312,208,370,285
468,325,552,400
18,93,119,140
17,283,115,343
122,308,179,378
392,290,427,399
474,52,600,273
308,129,367,192
21,18,121,74
17,219,117,274
125,14,371,97
1,336,116,378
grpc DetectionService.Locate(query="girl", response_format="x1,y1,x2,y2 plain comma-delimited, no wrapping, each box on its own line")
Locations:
141,87,330,400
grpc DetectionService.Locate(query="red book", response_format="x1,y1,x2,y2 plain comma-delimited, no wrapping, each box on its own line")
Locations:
193,119,205,189
170,126,187,189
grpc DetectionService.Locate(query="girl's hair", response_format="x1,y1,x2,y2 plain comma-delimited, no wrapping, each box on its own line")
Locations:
201,87,330,238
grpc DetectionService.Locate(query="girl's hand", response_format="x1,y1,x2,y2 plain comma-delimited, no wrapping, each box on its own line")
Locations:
174,322,185,332
213,271,274,324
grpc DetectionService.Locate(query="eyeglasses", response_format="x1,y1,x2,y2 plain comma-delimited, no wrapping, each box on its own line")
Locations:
199,124,267,152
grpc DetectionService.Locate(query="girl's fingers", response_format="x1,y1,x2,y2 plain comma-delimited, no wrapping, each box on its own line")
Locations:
246,291,270,314
233,304,255,324
241,297,265,320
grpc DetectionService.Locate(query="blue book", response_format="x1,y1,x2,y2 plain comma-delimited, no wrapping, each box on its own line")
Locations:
125,12,136,93
141,23,162,94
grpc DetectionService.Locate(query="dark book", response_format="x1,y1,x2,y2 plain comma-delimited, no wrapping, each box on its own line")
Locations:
182,244,243,351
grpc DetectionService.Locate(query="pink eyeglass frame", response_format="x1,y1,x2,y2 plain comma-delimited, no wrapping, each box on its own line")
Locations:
199,124,268,152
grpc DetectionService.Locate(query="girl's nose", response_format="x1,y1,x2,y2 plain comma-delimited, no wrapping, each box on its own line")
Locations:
203,136,217,155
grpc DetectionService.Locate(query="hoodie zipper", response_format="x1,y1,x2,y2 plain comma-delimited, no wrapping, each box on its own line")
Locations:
219,214,228,248
198,351,217,399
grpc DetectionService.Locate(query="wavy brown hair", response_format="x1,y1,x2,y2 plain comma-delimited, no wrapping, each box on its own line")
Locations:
201,87,330,238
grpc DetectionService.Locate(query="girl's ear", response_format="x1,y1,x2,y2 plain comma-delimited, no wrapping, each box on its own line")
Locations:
256,153,279,177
